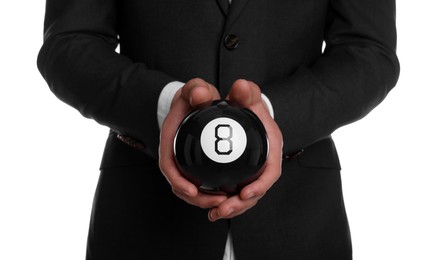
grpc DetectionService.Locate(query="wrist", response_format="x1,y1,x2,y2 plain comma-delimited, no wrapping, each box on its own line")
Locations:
157,81,185,129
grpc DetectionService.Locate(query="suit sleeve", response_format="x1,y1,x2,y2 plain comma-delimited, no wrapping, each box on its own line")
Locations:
263,0,400,154
37,0,176,158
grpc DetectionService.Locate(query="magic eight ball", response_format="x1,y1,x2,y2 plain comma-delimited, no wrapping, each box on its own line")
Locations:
173,100,268,195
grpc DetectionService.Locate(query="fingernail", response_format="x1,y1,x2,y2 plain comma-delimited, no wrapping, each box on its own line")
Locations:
209,209,221,222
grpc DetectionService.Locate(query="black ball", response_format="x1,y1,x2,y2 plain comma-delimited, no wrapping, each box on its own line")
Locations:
173,100,268,195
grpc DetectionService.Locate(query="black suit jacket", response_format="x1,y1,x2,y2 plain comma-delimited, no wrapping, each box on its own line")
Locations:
37,0,399,259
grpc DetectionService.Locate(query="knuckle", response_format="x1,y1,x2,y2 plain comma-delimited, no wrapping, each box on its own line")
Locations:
258,191,267,199
158,162,168,174
253,189,265,199
219,207,232,217
158,164,165,174
199,202,211,209
188,78,204,86
171,187,180,196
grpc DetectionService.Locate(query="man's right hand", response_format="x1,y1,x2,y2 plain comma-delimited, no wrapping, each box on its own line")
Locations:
158,78,229,209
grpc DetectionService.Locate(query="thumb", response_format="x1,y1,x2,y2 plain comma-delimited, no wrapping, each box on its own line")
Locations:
228,79,261,107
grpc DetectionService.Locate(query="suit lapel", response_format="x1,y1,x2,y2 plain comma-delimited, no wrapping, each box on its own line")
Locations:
224,0,251,30
216,0,230,16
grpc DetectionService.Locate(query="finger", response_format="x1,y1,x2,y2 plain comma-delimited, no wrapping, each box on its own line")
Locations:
208,195,259,222
159,131,198,197
181,78,220,107
223,200,258,219
159,158,199,197
208,207,225,222
159,101,198,197
228,79,262,107
208,208,217,222
180,78,205,101
240,124,283,200
174,190,228,209
228,79,252,106
239,162,281,201
189,83,221,107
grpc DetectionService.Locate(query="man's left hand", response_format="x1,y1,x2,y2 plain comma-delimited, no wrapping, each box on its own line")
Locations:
208,79,283,221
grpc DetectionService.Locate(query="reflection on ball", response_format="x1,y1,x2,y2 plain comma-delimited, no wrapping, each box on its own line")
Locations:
173,100,268,195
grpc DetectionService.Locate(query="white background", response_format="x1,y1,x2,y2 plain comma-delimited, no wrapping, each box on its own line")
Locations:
0,1,439,259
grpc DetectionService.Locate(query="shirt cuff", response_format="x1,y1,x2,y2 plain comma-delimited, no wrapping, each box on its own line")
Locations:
157,81,185,129
261,93,275,119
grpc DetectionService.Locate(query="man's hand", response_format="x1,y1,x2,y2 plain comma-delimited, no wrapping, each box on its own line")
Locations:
208,79,283,221
158,78,229,209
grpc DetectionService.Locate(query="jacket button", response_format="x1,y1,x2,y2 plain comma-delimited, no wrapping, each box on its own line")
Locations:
224,34,239,50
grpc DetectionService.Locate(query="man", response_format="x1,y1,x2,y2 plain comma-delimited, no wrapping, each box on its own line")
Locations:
37,0,399,259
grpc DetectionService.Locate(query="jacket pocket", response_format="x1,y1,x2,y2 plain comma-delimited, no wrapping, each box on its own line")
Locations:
100,131,155,169
295,137,341,170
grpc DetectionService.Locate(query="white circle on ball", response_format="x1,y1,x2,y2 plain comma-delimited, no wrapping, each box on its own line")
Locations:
200,117,247,163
